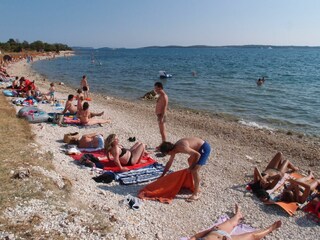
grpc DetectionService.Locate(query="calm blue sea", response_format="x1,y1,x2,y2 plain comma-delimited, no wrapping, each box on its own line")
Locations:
32,47,320,136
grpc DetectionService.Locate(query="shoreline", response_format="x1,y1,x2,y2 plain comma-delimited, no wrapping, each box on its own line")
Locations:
32,52,320,139
4,56,320,239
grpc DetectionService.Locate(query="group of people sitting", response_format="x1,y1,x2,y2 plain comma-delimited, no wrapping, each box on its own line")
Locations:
251,152,319,204
61,89,110,126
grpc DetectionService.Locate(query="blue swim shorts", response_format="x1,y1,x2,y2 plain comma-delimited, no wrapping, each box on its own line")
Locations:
197,141,211,166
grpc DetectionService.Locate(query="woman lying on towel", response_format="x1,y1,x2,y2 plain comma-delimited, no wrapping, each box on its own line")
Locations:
189,204,282,240
281,171,320,204
254,152,298,190
104,134,146,172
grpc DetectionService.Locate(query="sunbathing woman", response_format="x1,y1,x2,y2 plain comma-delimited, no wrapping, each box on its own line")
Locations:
104,134,146,172
189,204,282,240
254,152,298,190
281,171,320,204
78,102,109,126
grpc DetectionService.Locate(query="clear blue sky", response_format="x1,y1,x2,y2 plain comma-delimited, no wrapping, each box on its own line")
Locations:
1,0,320,48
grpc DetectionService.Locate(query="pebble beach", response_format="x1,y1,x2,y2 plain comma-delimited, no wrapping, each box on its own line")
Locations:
2,54,320,239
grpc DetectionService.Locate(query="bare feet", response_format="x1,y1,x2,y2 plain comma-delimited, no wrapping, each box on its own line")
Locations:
235,204,244,221
186,194,200,202
97,111,104,117
270,220,282,232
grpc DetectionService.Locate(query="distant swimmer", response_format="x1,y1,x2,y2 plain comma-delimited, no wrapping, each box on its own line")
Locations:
192,71,197,77
257,77,265,86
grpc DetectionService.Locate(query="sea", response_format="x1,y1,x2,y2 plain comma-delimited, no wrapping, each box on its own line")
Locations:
32,47,320,137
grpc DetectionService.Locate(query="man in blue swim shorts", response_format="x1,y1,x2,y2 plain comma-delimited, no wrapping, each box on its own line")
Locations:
159,137,211,202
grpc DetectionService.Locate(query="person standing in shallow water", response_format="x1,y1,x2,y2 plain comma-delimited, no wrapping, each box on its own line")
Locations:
154,82,168,147
81,75,89,99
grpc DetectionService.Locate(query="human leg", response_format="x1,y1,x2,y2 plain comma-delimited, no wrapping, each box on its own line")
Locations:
90,111,104,118
211,204,243,234
85,118,110,126
130,142,145,165
278,160,298,174
187,165,201,201
158,120,166,142
232,220,281,240
265,152,283,169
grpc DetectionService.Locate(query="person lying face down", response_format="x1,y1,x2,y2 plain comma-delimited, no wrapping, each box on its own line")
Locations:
254,152,298,190
104,134,146,172
189,204,282,240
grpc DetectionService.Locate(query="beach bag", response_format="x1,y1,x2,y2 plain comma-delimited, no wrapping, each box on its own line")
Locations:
79,154,101,168
63,132,80,143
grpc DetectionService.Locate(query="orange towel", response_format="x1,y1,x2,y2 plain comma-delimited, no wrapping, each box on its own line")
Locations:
138,169,194,204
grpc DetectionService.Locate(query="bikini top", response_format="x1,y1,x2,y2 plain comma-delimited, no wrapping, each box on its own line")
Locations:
119,147,127,158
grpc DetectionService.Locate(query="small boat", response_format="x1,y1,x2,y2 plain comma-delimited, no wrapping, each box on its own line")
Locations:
159,71,172,79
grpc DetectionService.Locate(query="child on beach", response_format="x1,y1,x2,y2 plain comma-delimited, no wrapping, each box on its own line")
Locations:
44,82,55,102
81,75,89,100
154,82,168,146
159,137,211,202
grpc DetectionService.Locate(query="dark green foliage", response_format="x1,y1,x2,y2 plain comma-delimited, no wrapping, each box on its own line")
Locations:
0,39,72,52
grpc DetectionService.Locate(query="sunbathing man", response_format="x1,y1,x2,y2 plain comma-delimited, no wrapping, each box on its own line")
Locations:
281,171,320,204
104,134,146,172
74,133,104,149
159,137,211,201
189,204,282,240
254,152,298,190
78,102,109,126
62,94,77,114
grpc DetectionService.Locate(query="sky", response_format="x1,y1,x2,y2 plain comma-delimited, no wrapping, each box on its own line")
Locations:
1,0,320,48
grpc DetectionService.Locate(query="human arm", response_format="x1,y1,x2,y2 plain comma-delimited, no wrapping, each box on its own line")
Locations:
111,148,129,172
288,179,313,203
161,155,175,177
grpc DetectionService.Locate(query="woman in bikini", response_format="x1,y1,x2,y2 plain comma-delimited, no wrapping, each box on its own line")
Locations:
104,134,146,172
189,205,282,240
254,152,298,190
281,171,320,204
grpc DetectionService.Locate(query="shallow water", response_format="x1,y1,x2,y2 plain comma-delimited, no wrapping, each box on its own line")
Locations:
33,47,320,136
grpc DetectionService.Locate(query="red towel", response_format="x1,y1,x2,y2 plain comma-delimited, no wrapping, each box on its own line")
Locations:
138,169,194,204
70,150,156,172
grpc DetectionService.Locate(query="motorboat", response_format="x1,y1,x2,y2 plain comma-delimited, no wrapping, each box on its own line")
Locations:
159,71,172,79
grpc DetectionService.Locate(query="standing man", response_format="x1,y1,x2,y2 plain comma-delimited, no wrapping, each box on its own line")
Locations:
159,137,211,201
81,75,89,100
154,82,168,146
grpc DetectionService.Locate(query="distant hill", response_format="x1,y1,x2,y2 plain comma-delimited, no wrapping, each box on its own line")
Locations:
71,46,94,50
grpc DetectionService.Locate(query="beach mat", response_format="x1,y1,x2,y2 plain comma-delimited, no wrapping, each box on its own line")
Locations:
113,163,167,185
180,214,256,240
63,116,81,124
70,150,156,172
138,169,194,204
